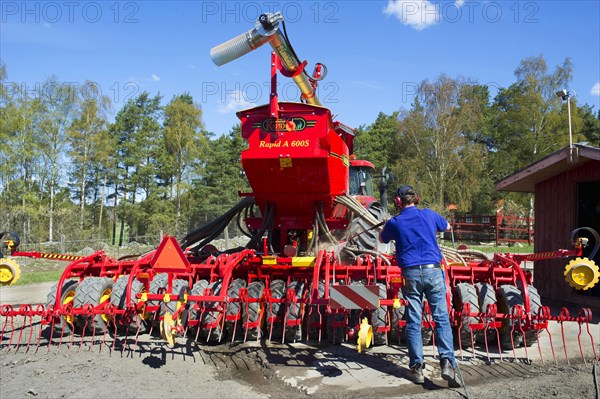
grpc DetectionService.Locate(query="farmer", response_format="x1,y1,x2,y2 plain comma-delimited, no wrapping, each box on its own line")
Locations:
379,185,462,387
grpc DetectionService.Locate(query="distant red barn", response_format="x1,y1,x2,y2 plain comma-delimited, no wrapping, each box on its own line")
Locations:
496,144,600,311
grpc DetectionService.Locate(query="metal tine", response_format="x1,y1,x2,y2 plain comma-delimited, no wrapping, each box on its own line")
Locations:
3,307,16,353
559,307,571,366
577,307,596,365
14,305,30,352
55,304,71,353
508,305,522,361
538,306,557,365
281,294,289,345
23,307,38,353
217,307,226,342
242,290,250,343
0,305,13,352
317,307,323,343
133,311,143,356
46,306,56,353
34,304,46,353
456,308,464,360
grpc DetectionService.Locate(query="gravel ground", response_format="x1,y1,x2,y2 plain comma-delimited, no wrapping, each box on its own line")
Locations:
0,330,598,399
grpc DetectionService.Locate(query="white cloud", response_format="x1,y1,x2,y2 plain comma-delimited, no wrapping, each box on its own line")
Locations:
189,64,197,70
384,0,440,31
217,90,255,113
455,0,465,7
151,74,160,82
591,81,600,96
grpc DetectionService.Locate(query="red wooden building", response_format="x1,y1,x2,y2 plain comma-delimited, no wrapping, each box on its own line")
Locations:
496,144,600,311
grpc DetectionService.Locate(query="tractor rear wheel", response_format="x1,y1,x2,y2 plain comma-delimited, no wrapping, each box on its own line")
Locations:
46,279,79,335
110,275,148,333
245,280,265,340
453,283,480,347
73,277,114,333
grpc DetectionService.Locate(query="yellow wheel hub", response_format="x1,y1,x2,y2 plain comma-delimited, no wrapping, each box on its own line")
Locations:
100,288,113,323
0,258,21,286
564,257,600,290
63,290,76,325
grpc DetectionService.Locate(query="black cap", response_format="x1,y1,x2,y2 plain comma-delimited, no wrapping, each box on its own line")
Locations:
396,185,416,197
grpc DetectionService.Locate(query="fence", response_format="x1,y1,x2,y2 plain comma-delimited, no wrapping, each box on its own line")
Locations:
448,211,534,246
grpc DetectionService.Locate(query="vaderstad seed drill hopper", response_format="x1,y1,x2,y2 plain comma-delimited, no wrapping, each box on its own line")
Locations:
1,12,599,365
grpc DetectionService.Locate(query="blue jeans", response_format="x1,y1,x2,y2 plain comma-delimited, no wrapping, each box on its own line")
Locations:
401,266,456,368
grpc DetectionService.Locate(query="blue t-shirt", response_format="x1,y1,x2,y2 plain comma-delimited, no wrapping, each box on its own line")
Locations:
380,206,448,268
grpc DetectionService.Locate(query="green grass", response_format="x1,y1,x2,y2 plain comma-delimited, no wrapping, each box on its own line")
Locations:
15,270,63,286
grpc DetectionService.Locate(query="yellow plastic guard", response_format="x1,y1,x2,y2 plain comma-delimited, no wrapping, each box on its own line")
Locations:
393,298,402,309
262,256,277,265
357,317,373,353
164,294,171,303
292,257,316,267
140,293,148,302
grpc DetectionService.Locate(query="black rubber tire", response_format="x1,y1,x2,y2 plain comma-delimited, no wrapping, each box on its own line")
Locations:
421,300,433,345
200,280,224,341
347,202,387,251
390,290,406,343
189,279,209,321
497,284,525,349
149,273,169,307
371,283,388,346
327,312,346,344
285,280,305,342
475,282,497,344
518,283,542,347
245,280,265,340
46,279,79,335
73,277,114,333
110,275,147,333
453,283,480,347
266,279,286,339
226,278,247,338
162,279,189,315
306,281,325,340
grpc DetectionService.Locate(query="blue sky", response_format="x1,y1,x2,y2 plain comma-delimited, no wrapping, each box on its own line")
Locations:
1,1,599,136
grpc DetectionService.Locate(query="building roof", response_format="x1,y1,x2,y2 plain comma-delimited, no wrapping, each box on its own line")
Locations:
495,144,600,193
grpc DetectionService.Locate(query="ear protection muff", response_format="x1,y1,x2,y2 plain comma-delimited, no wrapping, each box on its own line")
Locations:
393,195,403,208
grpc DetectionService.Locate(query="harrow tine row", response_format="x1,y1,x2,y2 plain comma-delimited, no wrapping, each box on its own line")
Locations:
2,294,597,367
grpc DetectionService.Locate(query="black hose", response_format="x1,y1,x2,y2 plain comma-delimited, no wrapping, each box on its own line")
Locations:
179,196,255,249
